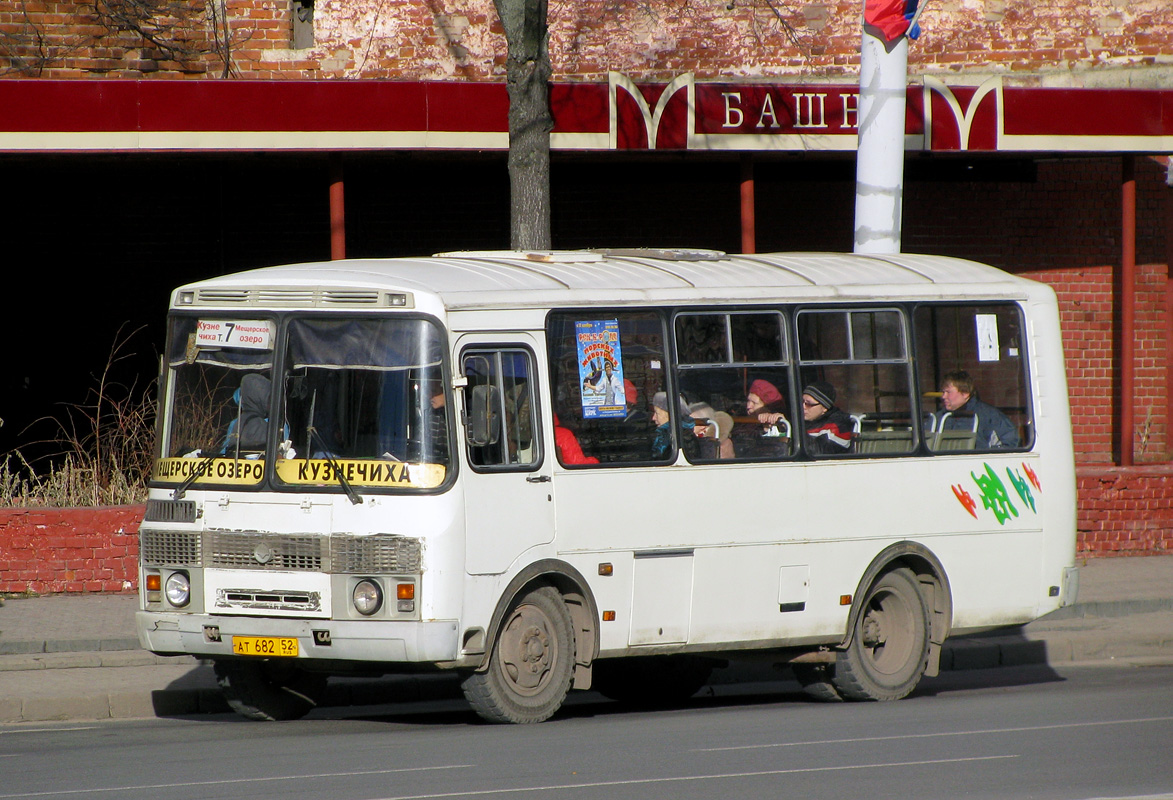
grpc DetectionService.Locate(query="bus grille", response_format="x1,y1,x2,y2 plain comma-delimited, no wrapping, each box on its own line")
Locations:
208,532,323,571
331,534,422,573
144,499,198,524
141,530,202,566
193,288,384,307
139,530,422,573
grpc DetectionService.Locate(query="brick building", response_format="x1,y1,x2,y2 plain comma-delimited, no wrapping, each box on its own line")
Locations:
1,0,1171,556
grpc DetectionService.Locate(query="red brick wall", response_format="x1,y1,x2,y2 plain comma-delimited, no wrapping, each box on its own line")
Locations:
3,0,1172,81
0,506,143,594
0,492,1161,598
1077,465,1173,555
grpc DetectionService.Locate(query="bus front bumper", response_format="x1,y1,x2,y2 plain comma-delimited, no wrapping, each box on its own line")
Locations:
136,611,460,664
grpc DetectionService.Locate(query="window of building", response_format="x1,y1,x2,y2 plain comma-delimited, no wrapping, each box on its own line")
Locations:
291,0,314,49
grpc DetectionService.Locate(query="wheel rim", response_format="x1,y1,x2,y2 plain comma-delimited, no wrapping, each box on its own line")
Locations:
858,584,916,678
496,602,558,696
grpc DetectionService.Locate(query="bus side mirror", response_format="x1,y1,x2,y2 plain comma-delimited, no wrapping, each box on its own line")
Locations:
467,384,501,446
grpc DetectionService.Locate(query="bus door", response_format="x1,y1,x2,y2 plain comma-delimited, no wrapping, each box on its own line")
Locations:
458,336,553,576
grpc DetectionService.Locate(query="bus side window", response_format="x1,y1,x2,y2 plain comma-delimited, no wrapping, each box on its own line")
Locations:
913,303,1033,452
674,310,794,462
462,349,540,469
546,311,667,465
797,308,916,456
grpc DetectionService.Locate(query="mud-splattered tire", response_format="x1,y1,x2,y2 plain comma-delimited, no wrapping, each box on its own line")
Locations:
832,567,930,702
462,585,575,724
593,655,714,707
214,659,327,721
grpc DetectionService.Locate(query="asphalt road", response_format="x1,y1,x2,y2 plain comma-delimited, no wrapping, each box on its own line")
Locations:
1,664,1171,800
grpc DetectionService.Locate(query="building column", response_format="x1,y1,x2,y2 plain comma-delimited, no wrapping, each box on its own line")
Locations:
740,154,756,254
1120,155,1136,465
330,153,346,260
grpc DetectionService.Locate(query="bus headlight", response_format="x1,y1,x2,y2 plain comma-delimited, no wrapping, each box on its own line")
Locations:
352,579,383,616
165,572,191,607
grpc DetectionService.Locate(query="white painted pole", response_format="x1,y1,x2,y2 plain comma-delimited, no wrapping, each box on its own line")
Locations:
854,30,909,255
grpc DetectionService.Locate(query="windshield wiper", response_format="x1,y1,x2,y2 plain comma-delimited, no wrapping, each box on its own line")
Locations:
172,449,217,501
307,426,363,505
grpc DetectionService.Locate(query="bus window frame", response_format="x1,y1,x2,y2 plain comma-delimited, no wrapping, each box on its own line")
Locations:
270,311,458,495
672,307,796,464
545,307,673,469
910,299,1036,454
151,309,283,491
794,305,920,457
459,344,545,475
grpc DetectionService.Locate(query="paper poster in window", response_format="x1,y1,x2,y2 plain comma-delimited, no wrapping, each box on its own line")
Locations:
975,314,1000,362
575,320,626,419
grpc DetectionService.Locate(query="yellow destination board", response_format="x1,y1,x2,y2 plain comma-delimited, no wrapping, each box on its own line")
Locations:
153,457,266,485
275,458,446,489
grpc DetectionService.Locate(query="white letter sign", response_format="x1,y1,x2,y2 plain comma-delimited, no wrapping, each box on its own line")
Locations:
196,319,274,350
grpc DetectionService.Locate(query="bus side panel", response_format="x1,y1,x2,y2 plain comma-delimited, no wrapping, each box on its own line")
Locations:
553,451,1055,654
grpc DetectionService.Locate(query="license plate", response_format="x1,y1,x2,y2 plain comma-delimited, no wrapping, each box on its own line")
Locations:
231,636,299,657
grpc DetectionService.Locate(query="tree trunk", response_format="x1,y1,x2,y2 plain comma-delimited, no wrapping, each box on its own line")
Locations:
495,0,552,251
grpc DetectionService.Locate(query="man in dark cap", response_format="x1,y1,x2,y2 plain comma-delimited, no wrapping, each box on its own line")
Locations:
802,381,853,454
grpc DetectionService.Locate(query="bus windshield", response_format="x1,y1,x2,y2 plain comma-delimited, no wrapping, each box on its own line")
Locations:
158,317,277,464
153,315,451,491
275,317,451,490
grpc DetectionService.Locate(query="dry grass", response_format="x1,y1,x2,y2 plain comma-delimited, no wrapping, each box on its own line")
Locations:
0,325,156,507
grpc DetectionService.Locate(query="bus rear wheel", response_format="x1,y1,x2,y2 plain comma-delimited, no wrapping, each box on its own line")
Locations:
213,659,328,721
832,567,930,702
462,585,575,724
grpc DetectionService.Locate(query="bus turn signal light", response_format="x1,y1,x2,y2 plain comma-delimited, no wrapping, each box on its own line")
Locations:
840,594,852,606
397,583,415,600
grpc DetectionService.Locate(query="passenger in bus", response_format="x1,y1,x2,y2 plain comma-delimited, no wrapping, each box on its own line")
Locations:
689,402,735,459
222,373,271,454
730,378,789,458
622,379,648,425
802,381,854,454
553,413,598,465
425,382,450,462
651,392,694,459
746,379,786,423
939,370,1020,448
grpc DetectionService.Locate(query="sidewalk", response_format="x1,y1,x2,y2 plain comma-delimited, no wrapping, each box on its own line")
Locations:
1,555,1171,724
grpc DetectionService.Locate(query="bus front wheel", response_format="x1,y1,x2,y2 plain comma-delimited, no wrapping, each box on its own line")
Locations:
462,585,575,724
213,659,328,721
832,567,930,702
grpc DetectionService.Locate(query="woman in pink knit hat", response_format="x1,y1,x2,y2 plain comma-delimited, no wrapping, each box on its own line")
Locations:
746,378,785,421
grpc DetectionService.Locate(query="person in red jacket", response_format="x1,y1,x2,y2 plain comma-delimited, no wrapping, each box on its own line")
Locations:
553,413,598,465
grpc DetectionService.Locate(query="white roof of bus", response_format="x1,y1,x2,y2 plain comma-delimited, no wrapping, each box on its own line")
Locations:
176,250,1044,311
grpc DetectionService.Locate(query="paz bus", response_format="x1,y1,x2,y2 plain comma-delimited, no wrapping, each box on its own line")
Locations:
137,249,1078,723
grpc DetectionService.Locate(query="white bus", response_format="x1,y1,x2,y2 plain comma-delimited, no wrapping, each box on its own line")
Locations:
138,249,1078,724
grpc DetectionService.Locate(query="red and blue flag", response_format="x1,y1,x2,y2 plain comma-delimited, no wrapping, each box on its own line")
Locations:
864,0,922,43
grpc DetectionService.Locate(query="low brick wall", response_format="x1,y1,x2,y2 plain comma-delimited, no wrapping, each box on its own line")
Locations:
1077,465,1173,556
0,505,143,595
0,473,1169,596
